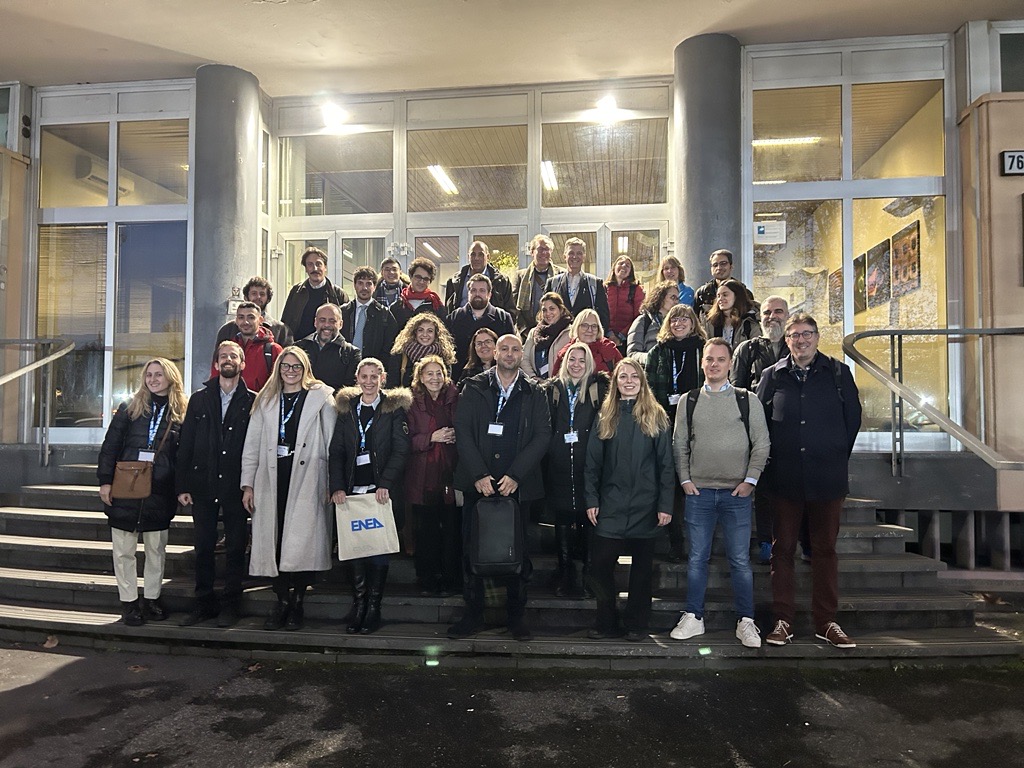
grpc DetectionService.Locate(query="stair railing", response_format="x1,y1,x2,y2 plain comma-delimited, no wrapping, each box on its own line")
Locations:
0,338,76,467
843,328,1024,477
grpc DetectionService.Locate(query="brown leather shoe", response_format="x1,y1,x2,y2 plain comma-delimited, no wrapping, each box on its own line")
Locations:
765,619,793,646
816,622,856,649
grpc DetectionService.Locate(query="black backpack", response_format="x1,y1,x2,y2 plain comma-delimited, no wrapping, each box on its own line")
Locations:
685,387,751,451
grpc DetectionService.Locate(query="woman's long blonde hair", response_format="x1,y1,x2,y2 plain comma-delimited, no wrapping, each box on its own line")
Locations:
556,342,595,388
391,313,456,364
253,346,321,410
656,303,706,343
126,358,187,424
597,358,668,439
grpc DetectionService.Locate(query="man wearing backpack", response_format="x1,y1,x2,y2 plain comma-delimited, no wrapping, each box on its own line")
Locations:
670,338,770,648
212,301,282,392
756,313,862,650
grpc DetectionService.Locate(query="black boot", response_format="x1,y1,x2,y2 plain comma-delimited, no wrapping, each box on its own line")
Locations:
264,596,289,630
285,587,306,631
121,599,144,627
345,562,368,634
554,525,576,598
360,564,389,635
141,596,167,621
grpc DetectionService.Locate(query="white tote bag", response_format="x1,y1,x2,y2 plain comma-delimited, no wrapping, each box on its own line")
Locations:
335,493,400,561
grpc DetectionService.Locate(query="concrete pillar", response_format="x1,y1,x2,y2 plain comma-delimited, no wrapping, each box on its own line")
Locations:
191,64,260,388
673,34,742,288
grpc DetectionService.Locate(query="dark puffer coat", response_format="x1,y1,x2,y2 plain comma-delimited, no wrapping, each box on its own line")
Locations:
328,387,412,502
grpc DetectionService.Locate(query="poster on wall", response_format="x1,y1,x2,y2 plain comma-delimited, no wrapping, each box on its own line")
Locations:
828,269,843,324
853,254,867,314
891,220,921,297
866,240,891,309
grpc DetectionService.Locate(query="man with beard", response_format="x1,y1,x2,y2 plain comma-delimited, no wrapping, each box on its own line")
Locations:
445,240,514,316
177,341,257,627
446,273,514,380
280,246,348,341
731,295,789,564
213,302,282,392
341,266,399,384
295,303,361,390
512,234,565,336
693,249,756,314
448,334,551,641
215,276,292,349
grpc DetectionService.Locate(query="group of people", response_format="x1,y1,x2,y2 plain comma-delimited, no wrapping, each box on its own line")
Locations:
97,238,862,649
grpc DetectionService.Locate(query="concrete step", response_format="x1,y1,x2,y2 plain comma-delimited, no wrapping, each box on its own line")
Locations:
0,598,1017,670
0,507,194,545
0,534,194,577
8,484,105,511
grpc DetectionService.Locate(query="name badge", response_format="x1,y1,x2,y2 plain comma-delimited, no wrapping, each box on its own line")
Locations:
137,450,155,462
276,445,292,458
487,423,504,436
356,452,371,466
564,431,579,444
668,394,681,406
540,364,550,375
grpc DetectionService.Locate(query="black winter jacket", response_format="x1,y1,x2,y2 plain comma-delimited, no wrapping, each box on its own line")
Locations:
97,400,181,532
730,336,786,390
295,333,360,391
444,264,515,316
280,278,348,340
328,387,412,499
340,299,399,382
175,378,256,502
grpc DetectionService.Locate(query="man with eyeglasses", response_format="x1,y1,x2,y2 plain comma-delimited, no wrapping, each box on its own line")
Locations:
756,313,862,650
512,234,566,337
388,256,448,332
693,249,756,314
444,240,514,316
342,266,399,384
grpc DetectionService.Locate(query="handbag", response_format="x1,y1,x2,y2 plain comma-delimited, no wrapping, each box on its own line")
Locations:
468,496,524,577
336,493,400,561
110,415,172,500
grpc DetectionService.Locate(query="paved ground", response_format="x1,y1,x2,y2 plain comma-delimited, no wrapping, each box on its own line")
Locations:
2,638,1024,768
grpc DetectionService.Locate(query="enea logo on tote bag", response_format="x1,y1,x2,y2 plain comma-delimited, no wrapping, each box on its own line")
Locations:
351,517,385,531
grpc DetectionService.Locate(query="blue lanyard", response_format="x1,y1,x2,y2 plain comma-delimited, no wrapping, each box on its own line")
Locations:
147,405,166,448
279,393,300,443
495,374,517,421
567,385,579,431
671,351,687,394
356,402,374,451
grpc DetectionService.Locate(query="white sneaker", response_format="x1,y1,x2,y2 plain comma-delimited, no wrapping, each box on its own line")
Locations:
669,612,705,640
735,617,762,648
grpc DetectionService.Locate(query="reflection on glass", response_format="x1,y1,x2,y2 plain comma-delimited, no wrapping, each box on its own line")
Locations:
279,133,393,216
117,120,189,205
853,196,947,431
37,225,107,427
471,233,520,280
752,200,843,359
753,87,841,183
341,238,386,286
611,229,660,285
39,123,111,207
852,81,943,179
542,119,667,207
112,222,187,406
408,126,527,213
1001,34,1024,91
414,236,460,290
549,232,597,275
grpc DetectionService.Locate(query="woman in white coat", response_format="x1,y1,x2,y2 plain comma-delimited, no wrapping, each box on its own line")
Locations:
241,346,337,631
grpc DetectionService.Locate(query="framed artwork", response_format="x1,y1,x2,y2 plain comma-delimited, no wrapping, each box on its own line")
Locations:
866,239,891,308
891,220,921,297
828,268,843,324
853,253,867,314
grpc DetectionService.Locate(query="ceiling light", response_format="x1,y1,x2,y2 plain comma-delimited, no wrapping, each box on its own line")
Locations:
593,95,623,124
540,160,558,191
422,242,443,260
180,164,189,171
321,102,349,130
755,212,785,218
751,136,822,147
617,235,629,254
428,165,459,195
300,197,323,205
753,180,787,185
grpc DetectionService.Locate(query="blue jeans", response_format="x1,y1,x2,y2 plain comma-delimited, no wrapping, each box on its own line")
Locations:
684,487,754,620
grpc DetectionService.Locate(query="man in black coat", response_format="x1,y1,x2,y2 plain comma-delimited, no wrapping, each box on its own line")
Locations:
545,237,610,332
176,341,257,627
448,334,551,641
215,275,292,349
693,248,756,314
295,303,361,390
757,312,862,651
280,246,348,340
444,240,514,316
445,273,514,380
341,267,399,385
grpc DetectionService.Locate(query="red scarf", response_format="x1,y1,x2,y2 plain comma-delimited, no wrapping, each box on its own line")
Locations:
400,286,443,310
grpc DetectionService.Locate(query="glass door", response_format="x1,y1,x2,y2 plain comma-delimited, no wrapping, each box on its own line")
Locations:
407,227,527,304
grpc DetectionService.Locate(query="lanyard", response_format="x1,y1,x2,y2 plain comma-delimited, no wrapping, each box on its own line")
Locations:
567,274,595,306
279,393,300,443
356,402,374,451
147,405,166,448
671,350,687,394
567,384,580,431
495,373,518,421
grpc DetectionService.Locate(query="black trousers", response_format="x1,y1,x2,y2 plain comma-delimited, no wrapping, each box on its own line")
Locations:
590,535,656,633
460,491,531,624
413,502,462,588
191,495,248,605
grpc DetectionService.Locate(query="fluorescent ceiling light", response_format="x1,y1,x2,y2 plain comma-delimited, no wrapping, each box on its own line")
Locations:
321,102,349,129
751,136,822,147
540,160,558,191
422,242,443,260
428,165,459,195
300,198,323,205
753,180,787,185
755,212,785,218
593,94,623,124
343,249,354,259
617,235,629,253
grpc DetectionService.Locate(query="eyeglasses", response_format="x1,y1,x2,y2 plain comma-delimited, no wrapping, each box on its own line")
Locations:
280,363,304,372
669,316,691,324
578,323,601,332
410,273,431,282
786,330,817,341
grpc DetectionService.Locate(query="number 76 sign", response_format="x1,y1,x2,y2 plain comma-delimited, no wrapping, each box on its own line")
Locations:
1000,150,1024,176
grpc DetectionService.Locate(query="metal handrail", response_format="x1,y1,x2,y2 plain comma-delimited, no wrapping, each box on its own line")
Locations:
842,327,1024,475
0,338,76,466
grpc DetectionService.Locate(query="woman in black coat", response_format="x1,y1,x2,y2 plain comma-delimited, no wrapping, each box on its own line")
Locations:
97,358,186,626
543,342,608,598
329,357,412,634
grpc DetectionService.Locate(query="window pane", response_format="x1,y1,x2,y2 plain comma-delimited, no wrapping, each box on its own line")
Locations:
340,237,387,287
853,196,947,432
752,200,843,359
471,233,520,281
852,81,944,179
112,222,187,404
279,133,394,216
1000,33,1024,92
0,87,9,148
542,119,667,207
753,87,841,183
117,120,189,205
549,231,597,275
39,123,110,207
414,236,460,291
611,229,660,286
261,130,270,214
408,126,527,212
37,225,107,427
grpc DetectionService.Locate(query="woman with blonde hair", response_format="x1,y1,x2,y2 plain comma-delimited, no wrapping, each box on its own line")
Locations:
522,292,573,379
97,358,186,626
551,308,622,375
391,312,456,388
241,346,338,631
583,358,675,641
703,278,761,348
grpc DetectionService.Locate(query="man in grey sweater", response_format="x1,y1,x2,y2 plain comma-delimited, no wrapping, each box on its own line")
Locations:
670,337,770,648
